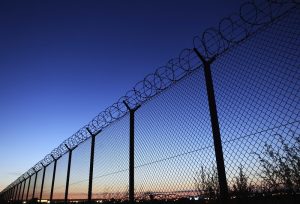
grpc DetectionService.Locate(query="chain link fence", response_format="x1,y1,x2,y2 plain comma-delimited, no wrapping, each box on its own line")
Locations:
1,0,299,203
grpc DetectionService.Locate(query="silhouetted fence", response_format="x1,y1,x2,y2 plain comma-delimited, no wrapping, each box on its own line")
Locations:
1,0,300,204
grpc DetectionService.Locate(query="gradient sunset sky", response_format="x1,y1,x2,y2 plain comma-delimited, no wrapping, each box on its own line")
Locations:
0,0,245,191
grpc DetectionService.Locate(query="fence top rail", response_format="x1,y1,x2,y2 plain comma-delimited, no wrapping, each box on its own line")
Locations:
2,0,299,193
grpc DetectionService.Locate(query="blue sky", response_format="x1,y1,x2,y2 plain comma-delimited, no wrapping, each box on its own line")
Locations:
0,0,245,191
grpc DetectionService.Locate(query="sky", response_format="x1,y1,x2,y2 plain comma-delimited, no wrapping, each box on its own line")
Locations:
0,0,246,192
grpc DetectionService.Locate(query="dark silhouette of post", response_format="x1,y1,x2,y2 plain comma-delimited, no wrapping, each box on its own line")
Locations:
12,186,16,202
12,184,16,201
17,180,22,201
6,190,8,201
10,186,13,201
6,189,9,201
6,190,9,201
16,183,20,201
5,190,8,201
32,170,38,200
21,178,26,201
10,187,13,201
40,164,47,201
10,188,13,201
123,101,141,204
50,154,58,203
87,128,101,203
194,48,229,202
15,184,18,201
12,187,15,201
7,189,10,201
6,189,10,201
26,174,32,201
18,180,24,201
65,144,75,204
15,182,19,201
14,182,19,201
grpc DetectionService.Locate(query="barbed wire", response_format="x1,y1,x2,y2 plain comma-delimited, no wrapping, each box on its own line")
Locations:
193,0,299,59
1,0,299,194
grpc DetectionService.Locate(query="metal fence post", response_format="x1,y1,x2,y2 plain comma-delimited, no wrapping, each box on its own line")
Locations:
7,189,10,201
8,189,11,201
12,186,15,201
10,187,13,201
16,181,20,201
13,183,17,201
8,190,11,201
64,144,75,204
5,189,8,201
40,164,47,201
14,183,19,201
32,170,38,200
50,155,58,203
12,185,16,201
6,189,9,201
87,128,101,203
21,178,26,201
12,185,17,202
16,184,19,202
9,189,11,201
5,190,8,201
123,101,141,204
17,180,23,201
17,180,21,201
26,174,32,201
10,186,13,201
194,48,229,202
8,188,13,201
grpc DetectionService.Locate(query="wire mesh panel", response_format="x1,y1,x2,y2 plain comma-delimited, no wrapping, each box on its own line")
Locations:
134,69,217,201
52,153,68,201
28,173,36,200
68,138,91,201
23,178,29,201
42,162,54,200
34,168,44,199
92,115,130,201
211,6,300,198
